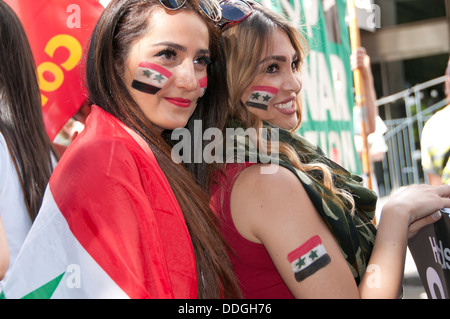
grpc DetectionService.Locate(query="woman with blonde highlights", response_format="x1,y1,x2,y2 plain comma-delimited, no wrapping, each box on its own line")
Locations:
210,2,450,299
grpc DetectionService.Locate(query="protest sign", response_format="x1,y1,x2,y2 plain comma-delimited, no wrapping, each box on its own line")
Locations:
408,208,450,299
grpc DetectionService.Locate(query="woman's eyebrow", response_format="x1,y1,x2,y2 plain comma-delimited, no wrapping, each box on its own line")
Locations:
152,42,210,55
259,55,287,64
197,49,211,56
152,41,186,52
259,52,300,64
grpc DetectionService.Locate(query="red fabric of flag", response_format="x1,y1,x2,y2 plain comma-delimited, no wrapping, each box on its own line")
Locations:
5,0,104,141
49,105,198,298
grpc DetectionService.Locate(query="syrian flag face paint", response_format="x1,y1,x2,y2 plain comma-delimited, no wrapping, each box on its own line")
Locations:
199,76,207,97
131,62,172,95
287,235,331,282
245,86,279,110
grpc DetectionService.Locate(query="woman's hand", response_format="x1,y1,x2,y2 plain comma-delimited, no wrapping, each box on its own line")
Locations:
381,184,450,238
350,47,371,77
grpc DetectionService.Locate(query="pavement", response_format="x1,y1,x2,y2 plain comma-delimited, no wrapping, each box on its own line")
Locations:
403,249,428,299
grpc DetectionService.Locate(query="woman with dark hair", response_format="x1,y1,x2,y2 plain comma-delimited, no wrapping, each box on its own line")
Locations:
0,0,240,299
0,1,58,281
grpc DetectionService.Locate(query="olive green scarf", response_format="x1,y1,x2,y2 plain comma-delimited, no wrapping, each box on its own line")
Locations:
227,119,378,284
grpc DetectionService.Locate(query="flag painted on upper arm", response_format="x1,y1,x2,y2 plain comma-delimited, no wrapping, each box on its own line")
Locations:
287,235,331,282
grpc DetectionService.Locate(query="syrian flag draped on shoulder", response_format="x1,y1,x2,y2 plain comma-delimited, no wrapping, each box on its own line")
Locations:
4,0,103,141
0,106,198,299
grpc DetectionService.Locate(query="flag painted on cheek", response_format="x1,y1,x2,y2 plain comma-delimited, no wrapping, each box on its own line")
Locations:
287,235,331,282
131,62,172,95
245,86,278,110
199,76,207,97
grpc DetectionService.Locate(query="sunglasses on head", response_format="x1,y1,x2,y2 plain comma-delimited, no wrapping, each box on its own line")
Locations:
218,0,253,30
159,0,222,22
158,0,253,29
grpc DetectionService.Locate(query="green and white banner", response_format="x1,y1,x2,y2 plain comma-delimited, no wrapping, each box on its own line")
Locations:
260,0,361,174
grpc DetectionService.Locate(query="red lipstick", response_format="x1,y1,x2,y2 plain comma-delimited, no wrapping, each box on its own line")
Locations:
165,97,191,108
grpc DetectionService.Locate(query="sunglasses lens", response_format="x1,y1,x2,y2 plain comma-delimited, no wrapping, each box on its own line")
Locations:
200,0,222,22
160,0,222,22
159,0,186,10
220,0,252,27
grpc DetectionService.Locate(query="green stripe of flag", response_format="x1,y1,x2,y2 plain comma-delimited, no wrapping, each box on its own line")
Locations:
18,273,65,299
22,273,65,299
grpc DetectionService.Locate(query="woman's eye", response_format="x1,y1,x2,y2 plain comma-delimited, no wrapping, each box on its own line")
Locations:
292,59,300,71
154,49,177,60
266,64,278,74
195,56,212,67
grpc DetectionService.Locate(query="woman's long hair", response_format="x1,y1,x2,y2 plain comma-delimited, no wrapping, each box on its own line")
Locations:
85,0,241,298
221,4,355,212
0,1,58,221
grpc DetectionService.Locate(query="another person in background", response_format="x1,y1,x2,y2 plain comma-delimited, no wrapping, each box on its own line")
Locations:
53,118,85,148
421,58,450,185
0,0,240,299
352,47,377,136
52,101,92,156
351,47,388,193
0,1,58,282
210,1,450,299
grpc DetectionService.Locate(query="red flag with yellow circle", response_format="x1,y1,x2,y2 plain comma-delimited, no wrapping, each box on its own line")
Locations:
4,0,104,141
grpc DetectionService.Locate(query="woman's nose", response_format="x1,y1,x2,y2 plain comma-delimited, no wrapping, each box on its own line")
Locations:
174,60,197,91
282,72,302,94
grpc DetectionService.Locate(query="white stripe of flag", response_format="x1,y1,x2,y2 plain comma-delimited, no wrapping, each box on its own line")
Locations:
132,62,172,95
245,86,278,110
0,187,129,299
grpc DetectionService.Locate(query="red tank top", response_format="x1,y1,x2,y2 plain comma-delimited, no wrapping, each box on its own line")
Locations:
210,162,295,299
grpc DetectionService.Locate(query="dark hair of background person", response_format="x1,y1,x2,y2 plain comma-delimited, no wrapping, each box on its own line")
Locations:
0,1,59,222
85,0,241,298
